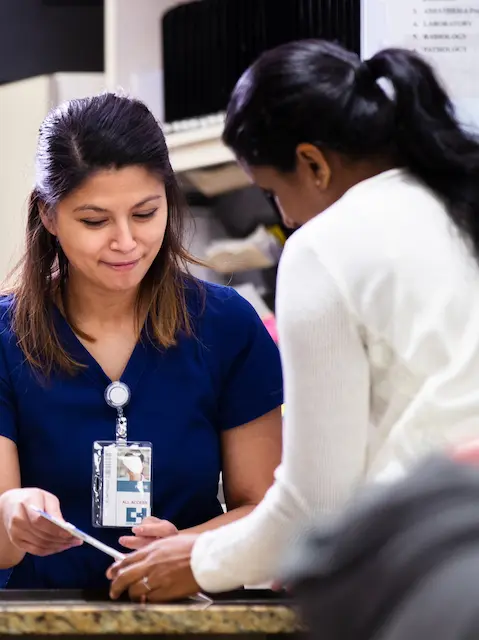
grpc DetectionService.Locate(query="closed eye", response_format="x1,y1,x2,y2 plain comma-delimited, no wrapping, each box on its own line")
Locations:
133,209,157,220
81,218,107,228
80,209,157,228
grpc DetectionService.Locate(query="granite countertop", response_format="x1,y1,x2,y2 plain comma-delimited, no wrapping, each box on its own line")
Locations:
0,590,302,636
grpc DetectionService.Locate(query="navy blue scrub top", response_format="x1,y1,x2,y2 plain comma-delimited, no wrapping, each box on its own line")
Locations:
0,280,283,589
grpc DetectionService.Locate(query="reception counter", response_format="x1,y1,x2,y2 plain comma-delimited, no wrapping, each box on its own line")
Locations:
0,589,302,639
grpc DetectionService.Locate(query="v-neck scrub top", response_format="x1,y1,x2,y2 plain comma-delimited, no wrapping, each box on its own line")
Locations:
0,280,283,589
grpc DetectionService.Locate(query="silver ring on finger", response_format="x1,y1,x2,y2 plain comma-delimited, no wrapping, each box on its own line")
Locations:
142,575,152,592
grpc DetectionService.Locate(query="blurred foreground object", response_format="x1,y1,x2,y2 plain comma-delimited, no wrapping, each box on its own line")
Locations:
452,440,479,465
283,456,479,640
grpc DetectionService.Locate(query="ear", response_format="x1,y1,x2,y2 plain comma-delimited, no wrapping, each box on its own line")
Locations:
295,143,332,189
39,202,57,237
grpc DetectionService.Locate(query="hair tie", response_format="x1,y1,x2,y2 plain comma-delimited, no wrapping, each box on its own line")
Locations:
355,59,395,102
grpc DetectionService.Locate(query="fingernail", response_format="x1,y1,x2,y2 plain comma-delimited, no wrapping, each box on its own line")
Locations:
133,526,143,534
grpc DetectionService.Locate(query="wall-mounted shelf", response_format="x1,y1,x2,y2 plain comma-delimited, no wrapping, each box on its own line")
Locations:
165,114,233,173
164,113,249,195
166,125,233,173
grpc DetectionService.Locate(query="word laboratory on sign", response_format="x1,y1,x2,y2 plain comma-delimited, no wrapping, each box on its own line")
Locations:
410,0,478,55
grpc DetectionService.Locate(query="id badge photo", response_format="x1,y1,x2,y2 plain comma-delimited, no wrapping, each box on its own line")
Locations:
92,441,152,528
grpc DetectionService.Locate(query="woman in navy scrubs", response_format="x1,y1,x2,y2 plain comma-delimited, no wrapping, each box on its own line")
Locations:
0,93,283,589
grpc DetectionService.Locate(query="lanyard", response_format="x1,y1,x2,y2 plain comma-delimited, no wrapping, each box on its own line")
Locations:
104,381,131,443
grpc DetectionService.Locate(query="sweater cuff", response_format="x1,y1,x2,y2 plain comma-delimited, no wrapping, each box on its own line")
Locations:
191,530,243,593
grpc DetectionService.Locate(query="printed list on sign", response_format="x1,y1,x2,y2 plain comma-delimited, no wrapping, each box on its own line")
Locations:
362,0,479,123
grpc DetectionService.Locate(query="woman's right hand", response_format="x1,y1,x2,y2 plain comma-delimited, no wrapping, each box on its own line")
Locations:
0,488,82,557
118,516,178,550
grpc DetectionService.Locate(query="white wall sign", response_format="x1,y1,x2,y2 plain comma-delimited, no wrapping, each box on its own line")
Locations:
361,0,479,127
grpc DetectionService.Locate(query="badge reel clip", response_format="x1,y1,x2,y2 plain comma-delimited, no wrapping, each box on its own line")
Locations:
105,381,130,443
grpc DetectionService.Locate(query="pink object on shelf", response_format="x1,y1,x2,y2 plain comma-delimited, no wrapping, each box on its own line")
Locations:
263,314,278,343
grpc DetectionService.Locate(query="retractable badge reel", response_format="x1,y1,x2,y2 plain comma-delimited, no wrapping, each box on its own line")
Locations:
105,381,130,442
92,381,153,528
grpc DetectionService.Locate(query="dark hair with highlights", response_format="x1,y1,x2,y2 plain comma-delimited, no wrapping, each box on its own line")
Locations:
9,92,201,376
223,39,479,262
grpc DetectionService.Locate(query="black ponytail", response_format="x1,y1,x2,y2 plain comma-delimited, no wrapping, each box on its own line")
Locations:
223,40,479,261
366,48,479,253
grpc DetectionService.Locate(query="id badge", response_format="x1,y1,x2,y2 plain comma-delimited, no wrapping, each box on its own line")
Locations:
92,441,152,528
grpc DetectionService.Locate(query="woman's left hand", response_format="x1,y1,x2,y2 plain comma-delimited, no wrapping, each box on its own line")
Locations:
107,534,200,602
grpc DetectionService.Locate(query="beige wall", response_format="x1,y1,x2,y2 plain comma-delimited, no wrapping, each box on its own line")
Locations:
105,0,190,121
0,73,105,282
0,76,51,280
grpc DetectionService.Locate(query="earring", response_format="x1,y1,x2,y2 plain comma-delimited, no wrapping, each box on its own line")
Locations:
315,180,321,187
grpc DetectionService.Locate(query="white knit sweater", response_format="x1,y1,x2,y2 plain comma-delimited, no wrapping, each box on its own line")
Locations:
191,169,479,592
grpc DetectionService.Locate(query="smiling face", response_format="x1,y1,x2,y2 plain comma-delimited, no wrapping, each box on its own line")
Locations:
43,166,168,296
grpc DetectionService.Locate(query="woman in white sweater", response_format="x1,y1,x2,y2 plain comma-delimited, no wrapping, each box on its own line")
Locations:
108,40,479,600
